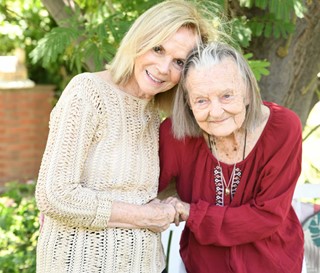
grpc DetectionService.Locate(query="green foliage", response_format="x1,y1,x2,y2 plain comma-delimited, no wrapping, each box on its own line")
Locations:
229,17,252,48
239,0,305,19
239,0,305,39
0,0,61,85
1,0,308,94
30,27,82,68
0,181,39,273
248,14,296,39
30,0,161,73
244,53,270,81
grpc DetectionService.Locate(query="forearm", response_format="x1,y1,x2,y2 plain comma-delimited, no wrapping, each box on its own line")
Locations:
108,200,176,232
107,201,146,229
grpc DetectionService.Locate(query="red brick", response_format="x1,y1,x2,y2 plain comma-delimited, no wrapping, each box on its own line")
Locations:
0,85,54,185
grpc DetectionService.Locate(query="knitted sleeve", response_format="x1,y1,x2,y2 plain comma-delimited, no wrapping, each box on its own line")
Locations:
36,74,112,229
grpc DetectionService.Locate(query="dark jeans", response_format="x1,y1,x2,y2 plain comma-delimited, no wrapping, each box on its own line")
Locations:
162,269,168,273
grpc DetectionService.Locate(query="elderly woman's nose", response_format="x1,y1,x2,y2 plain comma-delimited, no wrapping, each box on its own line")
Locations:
209,100,224,117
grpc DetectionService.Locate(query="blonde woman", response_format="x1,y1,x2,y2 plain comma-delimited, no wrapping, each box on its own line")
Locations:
35,1,223,273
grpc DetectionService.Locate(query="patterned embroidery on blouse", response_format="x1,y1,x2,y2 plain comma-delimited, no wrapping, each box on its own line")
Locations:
214,166,224,206
214,166,242,206
231,167,242,197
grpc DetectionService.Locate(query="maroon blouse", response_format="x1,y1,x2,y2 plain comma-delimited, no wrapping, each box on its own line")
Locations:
159,102,304,273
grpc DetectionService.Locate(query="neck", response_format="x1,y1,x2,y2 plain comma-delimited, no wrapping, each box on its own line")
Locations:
120,78,154,100
207,129,247,164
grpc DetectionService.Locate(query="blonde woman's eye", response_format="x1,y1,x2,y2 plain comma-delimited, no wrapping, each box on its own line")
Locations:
153,46,162,53
172,59,184,70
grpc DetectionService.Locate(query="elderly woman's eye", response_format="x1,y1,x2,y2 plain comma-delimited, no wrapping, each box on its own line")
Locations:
196,98,208,104
222,93,235,101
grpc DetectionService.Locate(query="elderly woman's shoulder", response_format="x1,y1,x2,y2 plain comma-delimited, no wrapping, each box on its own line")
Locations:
265,101,302,132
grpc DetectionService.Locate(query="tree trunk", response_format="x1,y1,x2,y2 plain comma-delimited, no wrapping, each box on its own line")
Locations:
249,1,320,126
41,0,96,71
41,0,76,27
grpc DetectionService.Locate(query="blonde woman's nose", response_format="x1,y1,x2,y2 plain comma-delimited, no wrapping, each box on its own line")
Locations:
157,57,171,74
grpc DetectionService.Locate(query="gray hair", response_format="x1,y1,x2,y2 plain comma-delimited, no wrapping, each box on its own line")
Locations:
172,42,263,139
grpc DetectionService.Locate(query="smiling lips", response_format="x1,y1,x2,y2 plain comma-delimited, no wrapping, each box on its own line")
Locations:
146,70,164,84
209,117,229,124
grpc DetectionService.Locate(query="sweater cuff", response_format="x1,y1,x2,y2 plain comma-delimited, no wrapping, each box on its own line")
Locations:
91,193,112,229
187,199,210,232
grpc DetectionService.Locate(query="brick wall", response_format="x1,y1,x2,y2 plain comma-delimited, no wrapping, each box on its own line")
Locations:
0,85,54,186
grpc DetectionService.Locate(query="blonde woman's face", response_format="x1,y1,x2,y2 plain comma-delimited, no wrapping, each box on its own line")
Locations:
187,58,249,137
124,27,198,99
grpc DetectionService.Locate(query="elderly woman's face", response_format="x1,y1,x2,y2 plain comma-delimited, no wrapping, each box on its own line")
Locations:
125,27,198,99
187,58,249,137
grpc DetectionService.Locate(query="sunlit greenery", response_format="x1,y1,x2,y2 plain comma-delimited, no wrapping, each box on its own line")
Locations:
1,0,306,95
0,0,60,86
0,181,39,273
300,102,320,185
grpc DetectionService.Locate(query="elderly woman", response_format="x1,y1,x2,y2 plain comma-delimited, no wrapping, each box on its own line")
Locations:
159,42,304,273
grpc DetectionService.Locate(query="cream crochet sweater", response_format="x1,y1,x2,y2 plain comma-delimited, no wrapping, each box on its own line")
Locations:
35,73,165,272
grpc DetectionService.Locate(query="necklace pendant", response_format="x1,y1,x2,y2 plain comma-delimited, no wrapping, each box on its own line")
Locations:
225,188,230,195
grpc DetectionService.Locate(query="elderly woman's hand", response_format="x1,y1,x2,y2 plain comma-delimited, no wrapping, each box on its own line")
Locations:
162,196,190,226
144,199,177,233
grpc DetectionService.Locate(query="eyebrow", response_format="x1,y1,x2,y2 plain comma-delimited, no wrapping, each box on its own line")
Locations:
155,44,188,61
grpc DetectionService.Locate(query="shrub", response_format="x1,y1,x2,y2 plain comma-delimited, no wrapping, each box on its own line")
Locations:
0,181,39,273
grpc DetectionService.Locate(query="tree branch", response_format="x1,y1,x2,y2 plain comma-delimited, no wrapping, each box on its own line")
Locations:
303,124,320,142
41,0,77,27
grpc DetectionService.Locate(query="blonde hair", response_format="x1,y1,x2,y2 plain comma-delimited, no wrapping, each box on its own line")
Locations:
109,0,225,112
172,42,263,139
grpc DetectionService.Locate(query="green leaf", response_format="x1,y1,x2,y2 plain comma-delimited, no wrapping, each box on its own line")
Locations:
263,22,272,38
230,17,252,48
245,54,270,81
30,27,81,68
255,0,267,9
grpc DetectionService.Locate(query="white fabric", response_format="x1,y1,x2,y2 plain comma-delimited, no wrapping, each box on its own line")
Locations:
36,73,165,273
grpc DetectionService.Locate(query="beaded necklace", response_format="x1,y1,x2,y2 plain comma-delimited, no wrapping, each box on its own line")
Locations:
208,130,247,195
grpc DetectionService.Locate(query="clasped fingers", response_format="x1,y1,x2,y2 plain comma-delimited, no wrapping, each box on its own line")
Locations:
162,197,190,226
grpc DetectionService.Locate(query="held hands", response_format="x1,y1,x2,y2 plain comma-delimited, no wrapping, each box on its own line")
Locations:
161,196,190,226
143,199,176,233
143,197,190,233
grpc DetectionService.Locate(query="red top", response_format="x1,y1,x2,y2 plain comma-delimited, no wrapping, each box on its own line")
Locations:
159,102,304,273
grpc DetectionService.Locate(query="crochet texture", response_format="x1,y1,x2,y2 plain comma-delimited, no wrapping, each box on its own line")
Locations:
35,73,165,273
